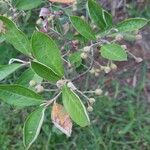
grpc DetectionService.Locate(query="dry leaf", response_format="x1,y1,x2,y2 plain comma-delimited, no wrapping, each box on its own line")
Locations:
51,102,72,137
49,0,76,4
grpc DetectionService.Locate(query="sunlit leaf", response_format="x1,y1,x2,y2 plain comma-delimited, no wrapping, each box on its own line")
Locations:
70,16,96,40
31,61,61,83
0,85,43,107
116,18,148,32
32,31,64,77
0,16,32,56
87,0,106,30
100,43,127,61
62,85,90,127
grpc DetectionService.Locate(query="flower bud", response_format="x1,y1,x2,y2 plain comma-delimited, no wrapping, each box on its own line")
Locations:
56,80,66,88
135,57,143,63
121,45,127,50
35,84,44,93
81,16,85,20
13,13,18,17
110,63,117,70
95,68,101,73
115,34,123,41
136,34,142,40
89,67,95,74
36,18,42,25
95,88,103,96
67,82,77,91
80,52,88,59
104,66,111,74
94,72,100,77
87,106,93,112
100,65,105,70
89,98,96,104
29,80,36,87
83,46,91,53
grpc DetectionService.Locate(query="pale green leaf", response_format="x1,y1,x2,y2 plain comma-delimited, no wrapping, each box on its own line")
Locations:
32,31,64,77
69,51,82,68
15,0,42,10
31,61,61,83
62,85,90,127
70,16,96,40
23,106,46,150
116,18,148,32
0,16,32,56
0,85,43,107
87,0,106,30
0,63,23,81
100,43,127,61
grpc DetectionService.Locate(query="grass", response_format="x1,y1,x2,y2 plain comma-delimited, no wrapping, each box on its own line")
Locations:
0,63,150,150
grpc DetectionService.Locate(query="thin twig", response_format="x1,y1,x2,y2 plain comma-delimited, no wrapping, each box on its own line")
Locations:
71,45,94,82
43,92,61,107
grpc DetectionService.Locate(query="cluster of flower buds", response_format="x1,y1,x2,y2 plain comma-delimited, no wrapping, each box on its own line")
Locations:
89,62,117,76
86,88,103,112
29,80,44,93
80,46,91,60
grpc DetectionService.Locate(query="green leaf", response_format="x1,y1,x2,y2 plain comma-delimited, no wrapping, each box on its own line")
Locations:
87,0,106,30
0,16,32,56
0,63,23,81
0,85,43,107
16,68,43,87
69,51,82,68
62,85,90,127
103,10,113,27
70,16,96,40
116,18,148,32
31,61,61,83
32,31,64,77
23,106,46,150
100,43,127,61
15,0,42,10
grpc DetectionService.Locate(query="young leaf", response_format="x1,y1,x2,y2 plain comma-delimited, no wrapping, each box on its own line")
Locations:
15,0,42,10
0,16,32,56
62,85,90,127
87,0,106,30
70,16,96,40
0,85,43,107
100,43,127,61
51,103,72,137
69,51,82,68
0,63,23,81
31,61,61,83
116,18,148,32
32,31,64,77
16,68,43,87
23,106,46,150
